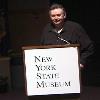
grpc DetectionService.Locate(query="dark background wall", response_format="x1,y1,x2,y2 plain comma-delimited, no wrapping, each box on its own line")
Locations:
0,0,100,89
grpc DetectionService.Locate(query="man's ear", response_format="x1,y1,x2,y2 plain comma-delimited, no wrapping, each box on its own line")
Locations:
64,12,66,19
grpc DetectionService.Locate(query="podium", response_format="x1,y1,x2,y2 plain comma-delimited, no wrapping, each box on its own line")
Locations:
22,44,80,100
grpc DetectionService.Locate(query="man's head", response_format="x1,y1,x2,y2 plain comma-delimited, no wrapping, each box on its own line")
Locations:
49,4,67,27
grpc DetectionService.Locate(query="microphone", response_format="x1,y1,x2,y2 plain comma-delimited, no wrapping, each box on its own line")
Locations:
53,30,70,45
57,35,70,45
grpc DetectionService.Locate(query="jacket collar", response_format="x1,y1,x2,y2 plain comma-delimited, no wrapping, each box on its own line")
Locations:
48,21,67,33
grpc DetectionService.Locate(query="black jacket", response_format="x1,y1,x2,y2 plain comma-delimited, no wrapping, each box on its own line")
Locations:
41,21,94,66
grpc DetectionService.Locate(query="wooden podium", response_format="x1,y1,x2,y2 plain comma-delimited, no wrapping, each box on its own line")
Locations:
22,44,80,100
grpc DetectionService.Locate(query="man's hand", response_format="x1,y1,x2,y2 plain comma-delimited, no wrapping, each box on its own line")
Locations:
80,64,84,68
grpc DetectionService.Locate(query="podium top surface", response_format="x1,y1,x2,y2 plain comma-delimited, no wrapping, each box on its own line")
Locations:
22,44,80,50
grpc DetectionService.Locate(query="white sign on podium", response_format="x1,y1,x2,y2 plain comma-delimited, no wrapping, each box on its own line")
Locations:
23,46,80,96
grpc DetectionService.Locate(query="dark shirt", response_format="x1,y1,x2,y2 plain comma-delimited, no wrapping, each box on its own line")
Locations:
41,20,94,66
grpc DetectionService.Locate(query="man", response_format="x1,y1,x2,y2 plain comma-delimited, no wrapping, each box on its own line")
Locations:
41,3,94,69
40,4,94,100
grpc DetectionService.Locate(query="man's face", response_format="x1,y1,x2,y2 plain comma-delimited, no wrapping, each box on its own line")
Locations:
49,8,66,26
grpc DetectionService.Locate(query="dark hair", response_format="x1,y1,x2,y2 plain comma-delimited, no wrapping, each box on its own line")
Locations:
49,3,66,13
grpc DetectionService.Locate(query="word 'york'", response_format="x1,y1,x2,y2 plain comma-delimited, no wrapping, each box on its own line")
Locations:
36,64,56,71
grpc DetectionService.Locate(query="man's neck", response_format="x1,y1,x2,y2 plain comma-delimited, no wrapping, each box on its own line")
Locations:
55,27,63,33
55,24,64,33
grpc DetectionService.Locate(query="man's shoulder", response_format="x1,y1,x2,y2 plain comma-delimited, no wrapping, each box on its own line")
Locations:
65,20,85,31
65,20,82,27
43,23,52,31
44,23,52,28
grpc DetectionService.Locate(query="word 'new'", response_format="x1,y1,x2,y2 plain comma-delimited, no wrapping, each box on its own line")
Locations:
34,56,53,63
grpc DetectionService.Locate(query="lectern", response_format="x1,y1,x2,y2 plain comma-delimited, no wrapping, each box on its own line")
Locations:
22,44,80,100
